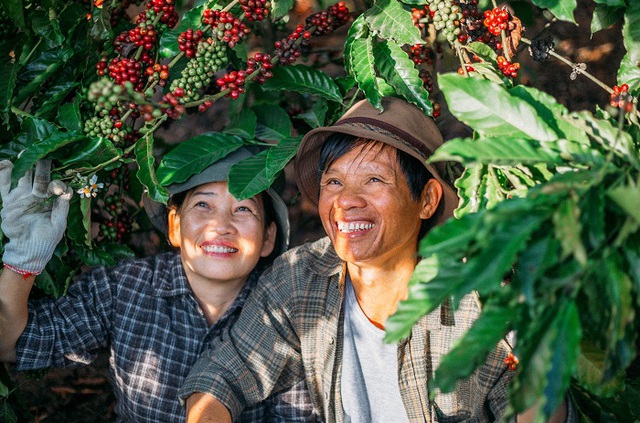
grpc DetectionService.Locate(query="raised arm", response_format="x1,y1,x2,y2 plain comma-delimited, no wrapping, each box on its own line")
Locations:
0,160,72,361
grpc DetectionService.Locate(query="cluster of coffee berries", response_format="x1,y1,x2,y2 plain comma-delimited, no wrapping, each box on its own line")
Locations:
305,2,350,36
145,63,170,87
238,0,270,21
418,69,441,118
178,29,205,58
85,114,130,143
96,167,134,243
528,35,554,62
610,84,634,113
168,38,228,103
107,57,147,91
127,22,158,50
428,0,463,43
504,352,518,371
483,7,509,36
409,44,434,66
216,71,248,100
145,0,178,29
457,64,475,75
275,24,310,65
411,7,431,32
497,56,519,78
246,53,274,84
208,10,250,49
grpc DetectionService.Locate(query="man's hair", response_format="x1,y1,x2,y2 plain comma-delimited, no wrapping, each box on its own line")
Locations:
317,132,435,239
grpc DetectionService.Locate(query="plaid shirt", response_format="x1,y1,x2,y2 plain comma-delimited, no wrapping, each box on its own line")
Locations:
15,252,315,423
180,237,518,423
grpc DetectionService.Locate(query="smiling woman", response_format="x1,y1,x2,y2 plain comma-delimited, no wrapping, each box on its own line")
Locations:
0,147,317,423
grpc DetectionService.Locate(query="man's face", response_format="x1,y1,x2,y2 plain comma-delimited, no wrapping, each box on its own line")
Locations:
318,142,438,268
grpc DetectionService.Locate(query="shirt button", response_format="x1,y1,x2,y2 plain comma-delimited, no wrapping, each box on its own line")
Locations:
325,391,329,400
329,337,335,344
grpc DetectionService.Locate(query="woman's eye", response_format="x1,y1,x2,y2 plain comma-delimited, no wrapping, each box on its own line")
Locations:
195,201,208,208
236,206,252,213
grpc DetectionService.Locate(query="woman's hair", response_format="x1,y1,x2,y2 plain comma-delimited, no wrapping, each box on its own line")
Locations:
317,132,435,239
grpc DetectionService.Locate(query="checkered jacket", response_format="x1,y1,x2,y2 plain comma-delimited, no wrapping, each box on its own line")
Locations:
181,237,518,423
15,252,315,422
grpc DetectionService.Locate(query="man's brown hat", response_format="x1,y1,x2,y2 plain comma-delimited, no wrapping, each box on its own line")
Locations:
295,97,458,225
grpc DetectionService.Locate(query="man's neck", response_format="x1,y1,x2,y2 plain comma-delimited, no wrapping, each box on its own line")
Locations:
346,259,416,329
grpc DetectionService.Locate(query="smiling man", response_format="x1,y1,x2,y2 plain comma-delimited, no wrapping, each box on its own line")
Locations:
179,97,568,422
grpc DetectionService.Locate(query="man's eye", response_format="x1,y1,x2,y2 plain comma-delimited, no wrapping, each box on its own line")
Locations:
323,178,341,186
370,177,381,182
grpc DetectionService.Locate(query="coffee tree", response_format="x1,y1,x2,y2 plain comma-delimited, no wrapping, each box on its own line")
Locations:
1,0,638,421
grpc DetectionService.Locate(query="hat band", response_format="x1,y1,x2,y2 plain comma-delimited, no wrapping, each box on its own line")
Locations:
338,117,432,160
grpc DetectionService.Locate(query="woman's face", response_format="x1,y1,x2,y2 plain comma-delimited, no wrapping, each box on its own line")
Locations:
168,181,276,288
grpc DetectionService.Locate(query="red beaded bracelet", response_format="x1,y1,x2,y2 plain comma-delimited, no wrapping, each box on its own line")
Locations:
3,263,39,280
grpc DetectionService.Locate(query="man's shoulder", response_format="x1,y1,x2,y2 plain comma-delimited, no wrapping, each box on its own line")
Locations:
273,236,340,274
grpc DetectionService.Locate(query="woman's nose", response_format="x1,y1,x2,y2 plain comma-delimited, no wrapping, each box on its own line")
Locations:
207,212,236,235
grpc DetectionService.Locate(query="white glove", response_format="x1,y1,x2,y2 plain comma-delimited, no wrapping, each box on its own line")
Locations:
0,159,72,276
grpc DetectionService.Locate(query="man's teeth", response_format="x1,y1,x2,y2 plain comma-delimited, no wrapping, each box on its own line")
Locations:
337,222,374,233
202,245,238,253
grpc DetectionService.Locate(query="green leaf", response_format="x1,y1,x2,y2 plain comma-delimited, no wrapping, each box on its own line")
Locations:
89,3,112,41
608,178,640,224
400,0,427,5
135,134,169,204
531,0,577,23
348,32,382,110
265,136,301,179
272,0,295,19
508,85,590,144
253,104,291,141
622,0,640,73
261,64,343,103
0,39,22,116
5,0,24,29
565,111,639,167
438,73,558,142
454,164,489,216
465,41,498,62
66,196,89,250
364,0,423,45
0,402,17,423
11,120,84,187
228,149,277,200
57,100,82,133
434,303,519,393
224,108,257,138
344,15,368,71
553,197,587,265
373,40,432,115
159,5,205,58
458,202,547,298
13,46,73,106
156,132,245,185
512,301,580,416
80,197,92,247
430,136,561,165
591,4,624,34
294,98,328,128
32,9,64,46
53,136,121,168
34,81,79,119
515,233,560,303
618,52,640,93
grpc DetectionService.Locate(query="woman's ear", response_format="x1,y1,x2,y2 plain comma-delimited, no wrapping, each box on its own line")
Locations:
167,208,182,248
260,221,277,258
419,179,443,220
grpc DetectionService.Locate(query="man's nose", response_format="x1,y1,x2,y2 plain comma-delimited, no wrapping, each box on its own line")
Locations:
336,184,367,209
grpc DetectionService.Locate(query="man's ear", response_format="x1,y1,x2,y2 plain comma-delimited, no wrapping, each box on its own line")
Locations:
260,221,277,258
167,208,181,248
419,179,443,220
